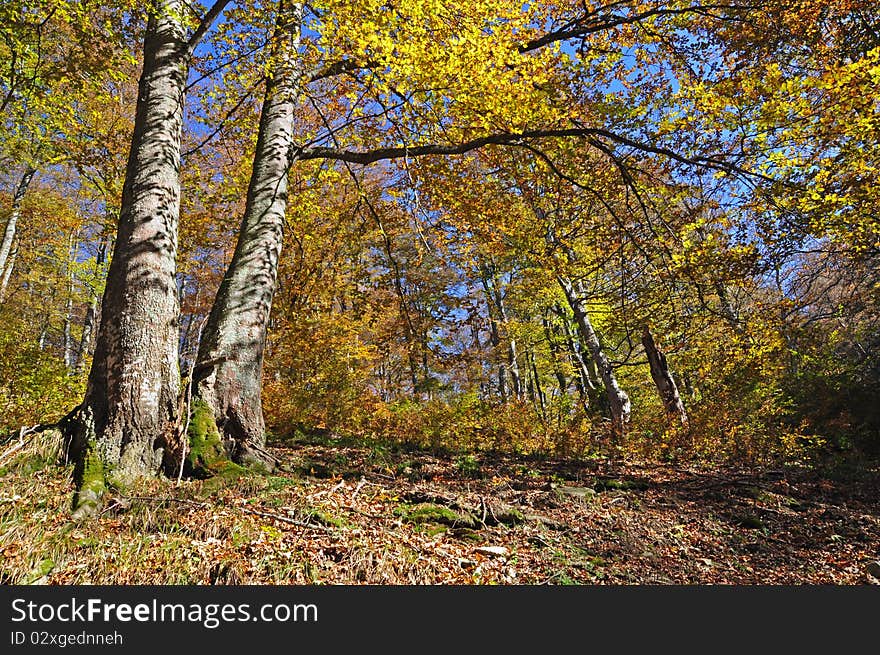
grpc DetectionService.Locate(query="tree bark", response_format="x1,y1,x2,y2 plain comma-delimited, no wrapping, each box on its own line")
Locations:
0,239,17,302
527,348,546,417
557,276,631,436
193,2,302,470
0,166,36,299
479,271,507,400
75,297,98,374
714,280,743,334
641,325,688,426
496,292,521,399
63,295,74,369
63,1,192,513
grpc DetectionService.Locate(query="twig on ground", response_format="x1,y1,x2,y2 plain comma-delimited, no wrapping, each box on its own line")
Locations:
242,507,335,532
351,476,368,499
0,424,56,467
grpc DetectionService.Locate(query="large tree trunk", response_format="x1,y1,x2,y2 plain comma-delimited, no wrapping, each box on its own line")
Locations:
557,276,631,436
63,1,191,515
641,325,688,426
193,2,302,471
0,166,36,300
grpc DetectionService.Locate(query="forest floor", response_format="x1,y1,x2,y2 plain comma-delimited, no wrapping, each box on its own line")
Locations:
1,431,879,585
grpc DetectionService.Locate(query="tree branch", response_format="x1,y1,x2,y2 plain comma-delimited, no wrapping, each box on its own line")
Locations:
188,0,231,50
308,58,376,83
182,76,266,158
296,126,773,182
520,3,756,53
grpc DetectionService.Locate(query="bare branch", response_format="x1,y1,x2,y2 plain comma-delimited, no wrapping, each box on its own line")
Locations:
182,76,266,158
188,0,232,50
521,3,756,53
296,126,773,183
308,58,376,83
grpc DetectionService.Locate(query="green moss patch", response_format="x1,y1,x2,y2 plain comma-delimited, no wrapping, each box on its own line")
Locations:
186,399,240,478
72,444,107,519
594,477,649,492
491,506,525,526
307,510,349,529
397,503,478,529
23,558,55,585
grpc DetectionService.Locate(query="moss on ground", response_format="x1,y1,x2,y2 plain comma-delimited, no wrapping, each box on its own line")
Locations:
307,510,349,528
396,503,478,529
493,506,525,525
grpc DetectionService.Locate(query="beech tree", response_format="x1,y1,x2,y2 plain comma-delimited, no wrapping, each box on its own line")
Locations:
191,1,302,472
64,0,231,515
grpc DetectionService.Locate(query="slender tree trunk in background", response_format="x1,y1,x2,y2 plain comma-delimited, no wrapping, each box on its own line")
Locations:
75,297,98,374
371,196,419,396
714,280,742,333
63,0,192,514
557,276,631,436
556,305,596,409
75,239,108,374
63,295,74,369
479,272,508,400
420,347,433,400
466,308,486,395
37,315,49,350
62,233,79,371
497,294,521,399
679,372,696,399
480,266,521,399
194,2,303,471
528,348,546,417
0,239,17,302
0,167,35,281
641,325,688,426
507,339,521,398
0,167,36,302
542,315,568,397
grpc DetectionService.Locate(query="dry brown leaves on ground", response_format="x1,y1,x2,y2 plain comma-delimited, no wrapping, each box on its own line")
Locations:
1,436,878,585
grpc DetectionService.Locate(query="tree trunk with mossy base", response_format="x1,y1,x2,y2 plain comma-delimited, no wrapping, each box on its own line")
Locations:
192,3,302,472
63,1,190,517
